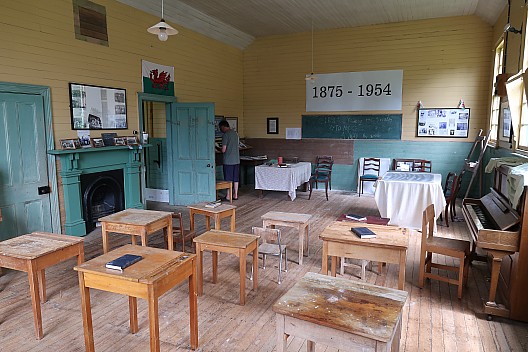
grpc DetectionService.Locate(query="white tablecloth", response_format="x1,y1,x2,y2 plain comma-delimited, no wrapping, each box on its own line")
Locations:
255,162,312,200
374,171,446,230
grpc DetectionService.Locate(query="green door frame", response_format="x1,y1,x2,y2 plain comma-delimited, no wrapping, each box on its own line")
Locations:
137,93,177,205
0,82,60,233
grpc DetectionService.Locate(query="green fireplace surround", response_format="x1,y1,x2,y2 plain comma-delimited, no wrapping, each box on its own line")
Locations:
48,146,144,236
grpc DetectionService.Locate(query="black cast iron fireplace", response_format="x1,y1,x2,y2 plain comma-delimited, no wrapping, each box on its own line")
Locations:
80,169,124,233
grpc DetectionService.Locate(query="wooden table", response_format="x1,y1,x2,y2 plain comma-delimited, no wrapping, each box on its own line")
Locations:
215,180,233,203
74,244,198,352
188,202,236,233
99,209,173,253
273,272,407,352
193,230,258,305
0,232,84,339
320,221,408,290
261,211,312,265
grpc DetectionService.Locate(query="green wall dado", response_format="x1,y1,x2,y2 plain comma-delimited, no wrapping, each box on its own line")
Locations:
48,146,144,236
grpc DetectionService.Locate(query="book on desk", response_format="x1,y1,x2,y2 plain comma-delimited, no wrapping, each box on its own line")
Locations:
351,227,377,239
346,213,367,221
205,200,222,208
105,254,143,272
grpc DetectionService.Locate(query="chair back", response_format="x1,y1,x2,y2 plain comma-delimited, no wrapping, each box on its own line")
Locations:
443,172,457,197
421,204,436,244
172,212,184,233
362,158,381,176
414,159,432,172
252,227,282,246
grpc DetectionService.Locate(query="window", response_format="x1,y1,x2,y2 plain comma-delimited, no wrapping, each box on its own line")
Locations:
490,40,505,143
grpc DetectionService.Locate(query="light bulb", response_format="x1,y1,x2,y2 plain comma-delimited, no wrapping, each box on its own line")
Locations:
158,28,168,41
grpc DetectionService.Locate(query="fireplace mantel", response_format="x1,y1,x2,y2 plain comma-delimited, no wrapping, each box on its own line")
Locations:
48,146,145,236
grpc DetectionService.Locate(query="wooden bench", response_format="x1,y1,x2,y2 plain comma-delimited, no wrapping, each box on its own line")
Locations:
216,180,232,203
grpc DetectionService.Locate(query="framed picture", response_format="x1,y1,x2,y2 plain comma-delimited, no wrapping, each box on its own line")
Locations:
101,132,117,146
60,138,79,150
91,138,105,148
226,117,238,133
114,137,126,146
125,136,139,145
215,115,225,138
500,101,512,139
416,108,470,138
267,117,279,134
69,83,128,130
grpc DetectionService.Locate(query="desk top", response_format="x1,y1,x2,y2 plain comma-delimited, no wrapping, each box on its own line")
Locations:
74,245,193,284
98,209,172,225
193,230,258,248
188,202,237,213
273,272,407,342
319,221,408,249
261,211,312,224
0,232,84,259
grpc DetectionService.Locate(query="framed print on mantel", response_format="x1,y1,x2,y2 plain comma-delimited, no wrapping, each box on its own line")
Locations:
267,117,279,134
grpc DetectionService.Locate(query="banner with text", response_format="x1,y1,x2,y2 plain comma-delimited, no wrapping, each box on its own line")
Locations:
306,70,403,112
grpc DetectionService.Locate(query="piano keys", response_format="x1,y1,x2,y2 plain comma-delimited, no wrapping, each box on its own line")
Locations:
462,165,528,321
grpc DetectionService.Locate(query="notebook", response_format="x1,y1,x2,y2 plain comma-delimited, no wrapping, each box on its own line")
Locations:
345,213,367,221
351,227,377,239
105,254,143,272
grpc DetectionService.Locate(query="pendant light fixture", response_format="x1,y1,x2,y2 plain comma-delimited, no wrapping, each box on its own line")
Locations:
147,0,178,41
305,20,317,83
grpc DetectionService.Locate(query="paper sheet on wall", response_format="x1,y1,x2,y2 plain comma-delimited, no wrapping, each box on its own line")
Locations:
286,128,301,139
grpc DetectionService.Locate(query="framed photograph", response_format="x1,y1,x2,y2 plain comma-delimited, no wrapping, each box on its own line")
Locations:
125,136,139,146
416,108,470,138
226,117,238,133
101,132,117,146
60,139,78,150
114,137,126,146
91,138,105,148
500,101,511,139
215,115,225,138
69,83,128,130
267,117,279,134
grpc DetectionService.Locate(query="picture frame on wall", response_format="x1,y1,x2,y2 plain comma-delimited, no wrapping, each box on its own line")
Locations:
69,82,128,130
267,117,279,134
416,108,470,138
215,115,225,138
226,117,238,133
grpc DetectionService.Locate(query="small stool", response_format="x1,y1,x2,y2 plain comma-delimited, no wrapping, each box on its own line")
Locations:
216,180,233,203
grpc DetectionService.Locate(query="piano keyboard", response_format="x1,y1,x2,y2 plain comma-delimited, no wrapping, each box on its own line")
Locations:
467,204,491,230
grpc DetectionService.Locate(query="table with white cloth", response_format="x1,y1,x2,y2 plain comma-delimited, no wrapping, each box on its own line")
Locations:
374,171,446,230
255,162,312,200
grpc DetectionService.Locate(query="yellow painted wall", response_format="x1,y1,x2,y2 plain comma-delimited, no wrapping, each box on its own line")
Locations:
0,0,244,145
243,16,492,141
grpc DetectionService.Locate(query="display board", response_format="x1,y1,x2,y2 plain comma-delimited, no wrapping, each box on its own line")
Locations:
417,108,470,137
302,114,402,140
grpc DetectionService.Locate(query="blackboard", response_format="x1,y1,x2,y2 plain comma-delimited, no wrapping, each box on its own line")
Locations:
302,114,402,140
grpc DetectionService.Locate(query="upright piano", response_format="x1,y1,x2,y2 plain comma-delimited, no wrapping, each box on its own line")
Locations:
462,165,528,321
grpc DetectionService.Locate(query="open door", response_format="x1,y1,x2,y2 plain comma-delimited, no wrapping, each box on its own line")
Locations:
168,103,215,205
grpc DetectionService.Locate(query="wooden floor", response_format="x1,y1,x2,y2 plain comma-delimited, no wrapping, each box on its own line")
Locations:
1,186,528,351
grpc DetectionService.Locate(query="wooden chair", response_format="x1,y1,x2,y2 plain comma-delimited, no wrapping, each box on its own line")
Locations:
165,212,196,253
251,227,288,284
418,204,470,299
358,158,380,197
440,172,458,227
309,157,334,201
413,159,432,172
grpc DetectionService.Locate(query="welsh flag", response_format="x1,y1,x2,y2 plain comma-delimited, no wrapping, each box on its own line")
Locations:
142,60,175,96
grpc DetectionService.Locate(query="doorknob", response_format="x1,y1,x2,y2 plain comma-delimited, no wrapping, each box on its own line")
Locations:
207,164,211,167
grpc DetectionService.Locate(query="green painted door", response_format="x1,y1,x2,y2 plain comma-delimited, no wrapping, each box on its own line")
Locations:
168,103,215,205
0,93,52,240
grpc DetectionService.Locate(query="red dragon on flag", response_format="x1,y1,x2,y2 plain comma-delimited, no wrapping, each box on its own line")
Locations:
149,69,171,90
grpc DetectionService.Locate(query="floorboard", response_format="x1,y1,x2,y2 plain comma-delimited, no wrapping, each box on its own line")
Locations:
0,186,527,351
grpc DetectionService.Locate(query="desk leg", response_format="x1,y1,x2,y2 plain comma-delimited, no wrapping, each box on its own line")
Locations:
38,270,46,303
275,314,287,352
166,218,174,251
304,225,309,257
330,256,337,277
102,223,109,253
190,210,195,232
140,229,148,247
230,210,236,232
189,260,198,349
252,246,258,291
27,261,43,339
214,215,221,231
147,285,160,352
212,251,218,284
78,272,95,352
239,250,246,305
298,229,304,266
129,297,138,333
321,242,328,275
398,250,406,290
206,216,211,231
196,245,203,296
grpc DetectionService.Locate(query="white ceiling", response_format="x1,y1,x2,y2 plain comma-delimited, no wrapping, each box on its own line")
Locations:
117,0,507,49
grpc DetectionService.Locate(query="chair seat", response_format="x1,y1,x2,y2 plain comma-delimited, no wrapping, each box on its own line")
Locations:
426,236,470,255
311,175,330,182
360,174,378,180
259,243,287,255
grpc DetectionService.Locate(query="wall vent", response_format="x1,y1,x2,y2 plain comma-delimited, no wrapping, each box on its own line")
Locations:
73,0,108,46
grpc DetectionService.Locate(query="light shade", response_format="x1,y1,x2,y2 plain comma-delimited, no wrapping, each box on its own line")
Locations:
147,19,178,41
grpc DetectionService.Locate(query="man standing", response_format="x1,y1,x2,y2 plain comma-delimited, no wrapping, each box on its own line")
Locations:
219,120,240,200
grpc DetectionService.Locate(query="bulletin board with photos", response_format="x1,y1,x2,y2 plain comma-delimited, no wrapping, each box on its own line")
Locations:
417,108,470,138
